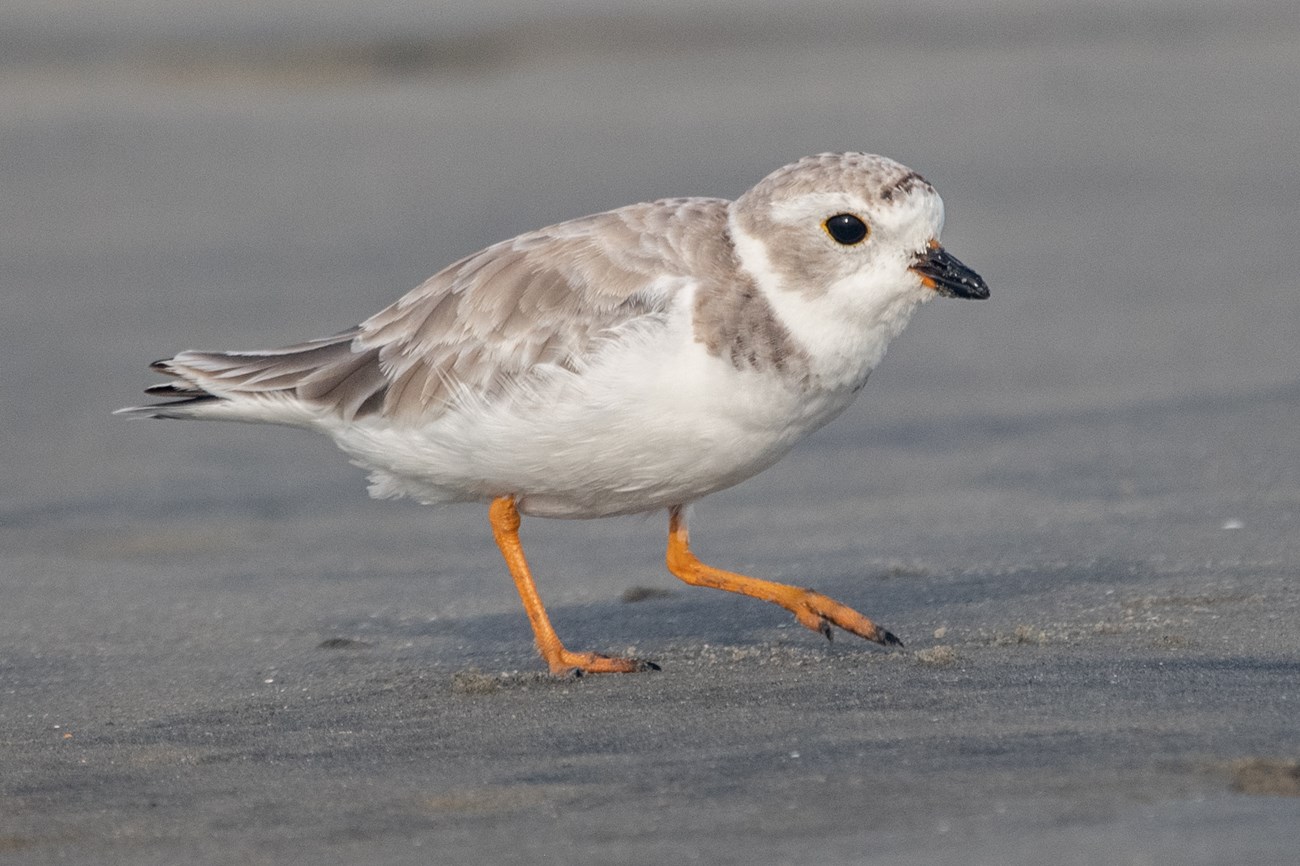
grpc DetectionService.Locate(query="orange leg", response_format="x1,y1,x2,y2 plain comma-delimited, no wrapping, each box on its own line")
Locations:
489,496,657,675
665,506,901,646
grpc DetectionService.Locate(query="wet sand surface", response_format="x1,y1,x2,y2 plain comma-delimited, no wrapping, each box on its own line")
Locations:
2,2,1298,862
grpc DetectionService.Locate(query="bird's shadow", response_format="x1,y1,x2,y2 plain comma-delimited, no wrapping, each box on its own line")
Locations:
329,588,777,650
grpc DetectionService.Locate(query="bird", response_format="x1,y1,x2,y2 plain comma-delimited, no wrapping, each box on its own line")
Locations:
119,152,988,675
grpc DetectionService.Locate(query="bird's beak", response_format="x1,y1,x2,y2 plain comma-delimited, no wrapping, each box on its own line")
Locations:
910,239,989,300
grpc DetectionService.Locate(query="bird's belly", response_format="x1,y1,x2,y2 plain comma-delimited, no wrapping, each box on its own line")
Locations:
333,332,860,518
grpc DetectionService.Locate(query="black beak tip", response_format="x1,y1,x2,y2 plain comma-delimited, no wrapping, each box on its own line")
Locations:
960,275,991,301
913,245,989,300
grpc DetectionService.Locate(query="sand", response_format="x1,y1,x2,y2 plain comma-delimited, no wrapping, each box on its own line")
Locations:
2,2,1297,862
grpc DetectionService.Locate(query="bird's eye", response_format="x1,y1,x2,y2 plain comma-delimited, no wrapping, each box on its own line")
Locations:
824,213,869,246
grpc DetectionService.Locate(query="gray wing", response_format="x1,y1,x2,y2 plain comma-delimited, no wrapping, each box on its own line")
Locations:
127,198,732,425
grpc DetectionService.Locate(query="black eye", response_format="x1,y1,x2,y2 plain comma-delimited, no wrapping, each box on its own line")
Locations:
824,213,869,245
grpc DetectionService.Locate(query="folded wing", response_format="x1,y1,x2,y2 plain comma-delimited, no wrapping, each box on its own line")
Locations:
119,198,730,426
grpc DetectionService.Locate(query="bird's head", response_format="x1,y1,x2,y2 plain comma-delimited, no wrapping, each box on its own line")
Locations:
729,153,988,312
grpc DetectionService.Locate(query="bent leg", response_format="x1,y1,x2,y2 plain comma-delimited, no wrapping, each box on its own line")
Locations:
664,506,900,646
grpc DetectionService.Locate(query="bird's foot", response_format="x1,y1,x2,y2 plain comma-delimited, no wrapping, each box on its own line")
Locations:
545,649,661,676
788,590,902,647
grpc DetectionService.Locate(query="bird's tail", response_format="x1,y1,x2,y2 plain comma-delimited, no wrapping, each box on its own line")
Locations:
116,328,387,425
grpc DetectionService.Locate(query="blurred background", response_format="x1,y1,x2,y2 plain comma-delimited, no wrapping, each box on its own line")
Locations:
7,0,1297,526
2,1,1298,861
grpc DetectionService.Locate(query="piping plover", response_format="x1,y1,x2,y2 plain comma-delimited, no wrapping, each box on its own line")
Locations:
120,152,989,674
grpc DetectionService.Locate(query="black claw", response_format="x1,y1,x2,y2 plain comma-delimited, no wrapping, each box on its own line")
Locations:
640,660,662,672
881,629,903,648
